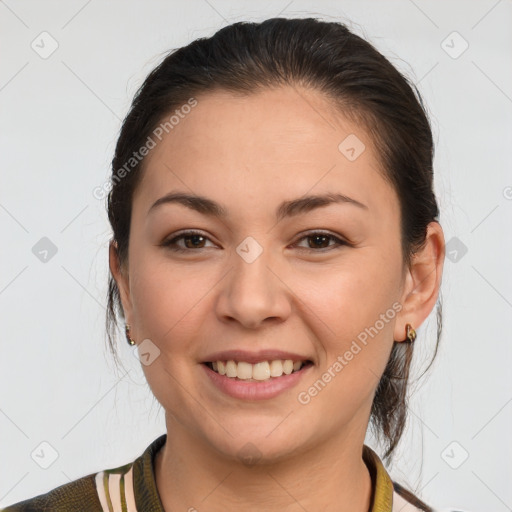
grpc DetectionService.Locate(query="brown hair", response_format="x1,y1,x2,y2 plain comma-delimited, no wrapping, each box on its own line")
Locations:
106,16,442,486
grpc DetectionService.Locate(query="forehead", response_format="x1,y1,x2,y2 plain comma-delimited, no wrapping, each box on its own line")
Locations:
134,86,399,222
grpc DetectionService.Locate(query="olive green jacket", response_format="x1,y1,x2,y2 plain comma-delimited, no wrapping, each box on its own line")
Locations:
1,434,431,511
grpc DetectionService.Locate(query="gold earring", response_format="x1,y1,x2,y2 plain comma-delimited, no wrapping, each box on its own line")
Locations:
405,323,416,343
125,324,136,346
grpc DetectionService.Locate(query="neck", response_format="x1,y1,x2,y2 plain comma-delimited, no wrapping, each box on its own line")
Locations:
155,419,373,512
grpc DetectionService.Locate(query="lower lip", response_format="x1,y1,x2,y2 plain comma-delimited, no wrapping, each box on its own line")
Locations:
202,363,312,401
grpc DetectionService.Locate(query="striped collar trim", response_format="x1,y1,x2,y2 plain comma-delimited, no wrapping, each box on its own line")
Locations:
94,434,167,512
95,463,138,512
94,436,406,512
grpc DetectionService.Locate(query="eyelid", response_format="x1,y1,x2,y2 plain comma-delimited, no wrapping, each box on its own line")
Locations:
292,230,349,250
161,229,350,252
161,229,217,250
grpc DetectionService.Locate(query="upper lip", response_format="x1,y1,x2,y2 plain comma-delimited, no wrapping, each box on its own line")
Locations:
202,349,313,364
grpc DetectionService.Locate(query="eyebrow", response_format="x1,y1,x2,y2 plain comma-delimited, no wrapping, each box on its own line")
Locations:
148,191,368,221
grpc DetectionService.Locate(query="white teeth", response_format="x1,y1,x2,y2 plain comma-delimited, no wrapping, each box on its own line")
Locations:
282,360,293,375
237,361,253,379
209,359,307,381
252,361,271,381
226,360,237,378
269,360,283,377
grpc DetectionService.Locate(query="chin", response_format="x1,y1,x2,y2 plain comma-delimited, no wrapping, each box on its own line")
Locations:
205,423,308,466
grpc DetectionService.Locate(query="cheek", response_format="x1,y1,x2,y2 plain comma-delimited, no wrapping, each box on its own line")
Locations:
300,253,400,329
127,256,214,411
292,251,400,378
128,253,218,346
296,268,396,420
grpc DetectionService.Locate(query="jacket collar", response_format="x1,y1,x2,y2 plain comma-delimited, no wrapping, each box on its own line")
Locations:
363,444,395,511
133,434,394,511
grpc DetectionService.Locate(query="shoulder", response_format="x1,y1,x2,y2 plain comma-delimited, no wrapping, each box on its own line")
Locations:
362,444,434,512
393,481,434,511
0,435,167,512
1,462,137,512
393,482,431,511
0,472,102,511
392,482,469,512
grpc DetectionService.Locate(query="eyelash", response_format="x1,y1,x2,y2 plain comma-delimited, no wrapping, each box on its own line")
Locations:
161,230,349,253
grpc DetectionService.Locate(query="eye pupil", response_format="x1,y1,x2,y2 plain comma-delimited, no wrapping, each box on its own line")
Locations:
185,234,205,248
309,235,330,249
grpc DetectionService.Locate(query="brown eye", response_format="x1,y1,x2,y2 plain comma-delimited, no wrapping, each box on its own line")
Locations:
181,234,207,249
161,231,215,252
161,230,348,254
294,232,347,251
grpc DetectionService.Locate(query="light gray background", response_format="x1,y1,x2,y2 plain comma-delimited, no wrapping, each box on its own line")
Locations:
1,1,511,511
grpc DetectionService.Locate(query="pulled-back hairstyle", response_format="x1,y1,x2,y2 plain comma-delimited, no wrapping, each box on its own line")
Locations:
106,17,442,502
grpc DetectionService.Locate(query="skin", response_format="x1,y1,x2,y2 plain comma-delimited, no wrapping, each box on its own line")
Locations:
110,85,445,512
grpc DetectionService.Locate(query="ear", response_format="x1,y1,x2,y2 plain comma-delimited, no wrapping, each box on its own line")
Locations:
394,221,445,342
109,240,133,323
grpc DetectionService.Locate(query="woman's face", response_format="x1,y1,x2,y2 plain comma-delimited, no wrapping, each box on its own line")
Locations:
115,85,413,462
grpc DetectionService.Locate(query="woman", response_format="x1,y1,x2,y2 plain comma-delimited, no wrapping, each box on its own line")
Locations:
2,17,447,512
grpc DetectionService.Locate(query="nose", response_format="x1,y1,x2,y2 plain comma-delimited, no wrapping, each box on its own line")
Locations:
215,247,292,329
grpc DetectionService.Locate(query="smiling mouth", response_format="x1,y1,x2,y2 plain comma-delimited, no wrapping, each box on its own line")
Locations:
203,359,313,381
